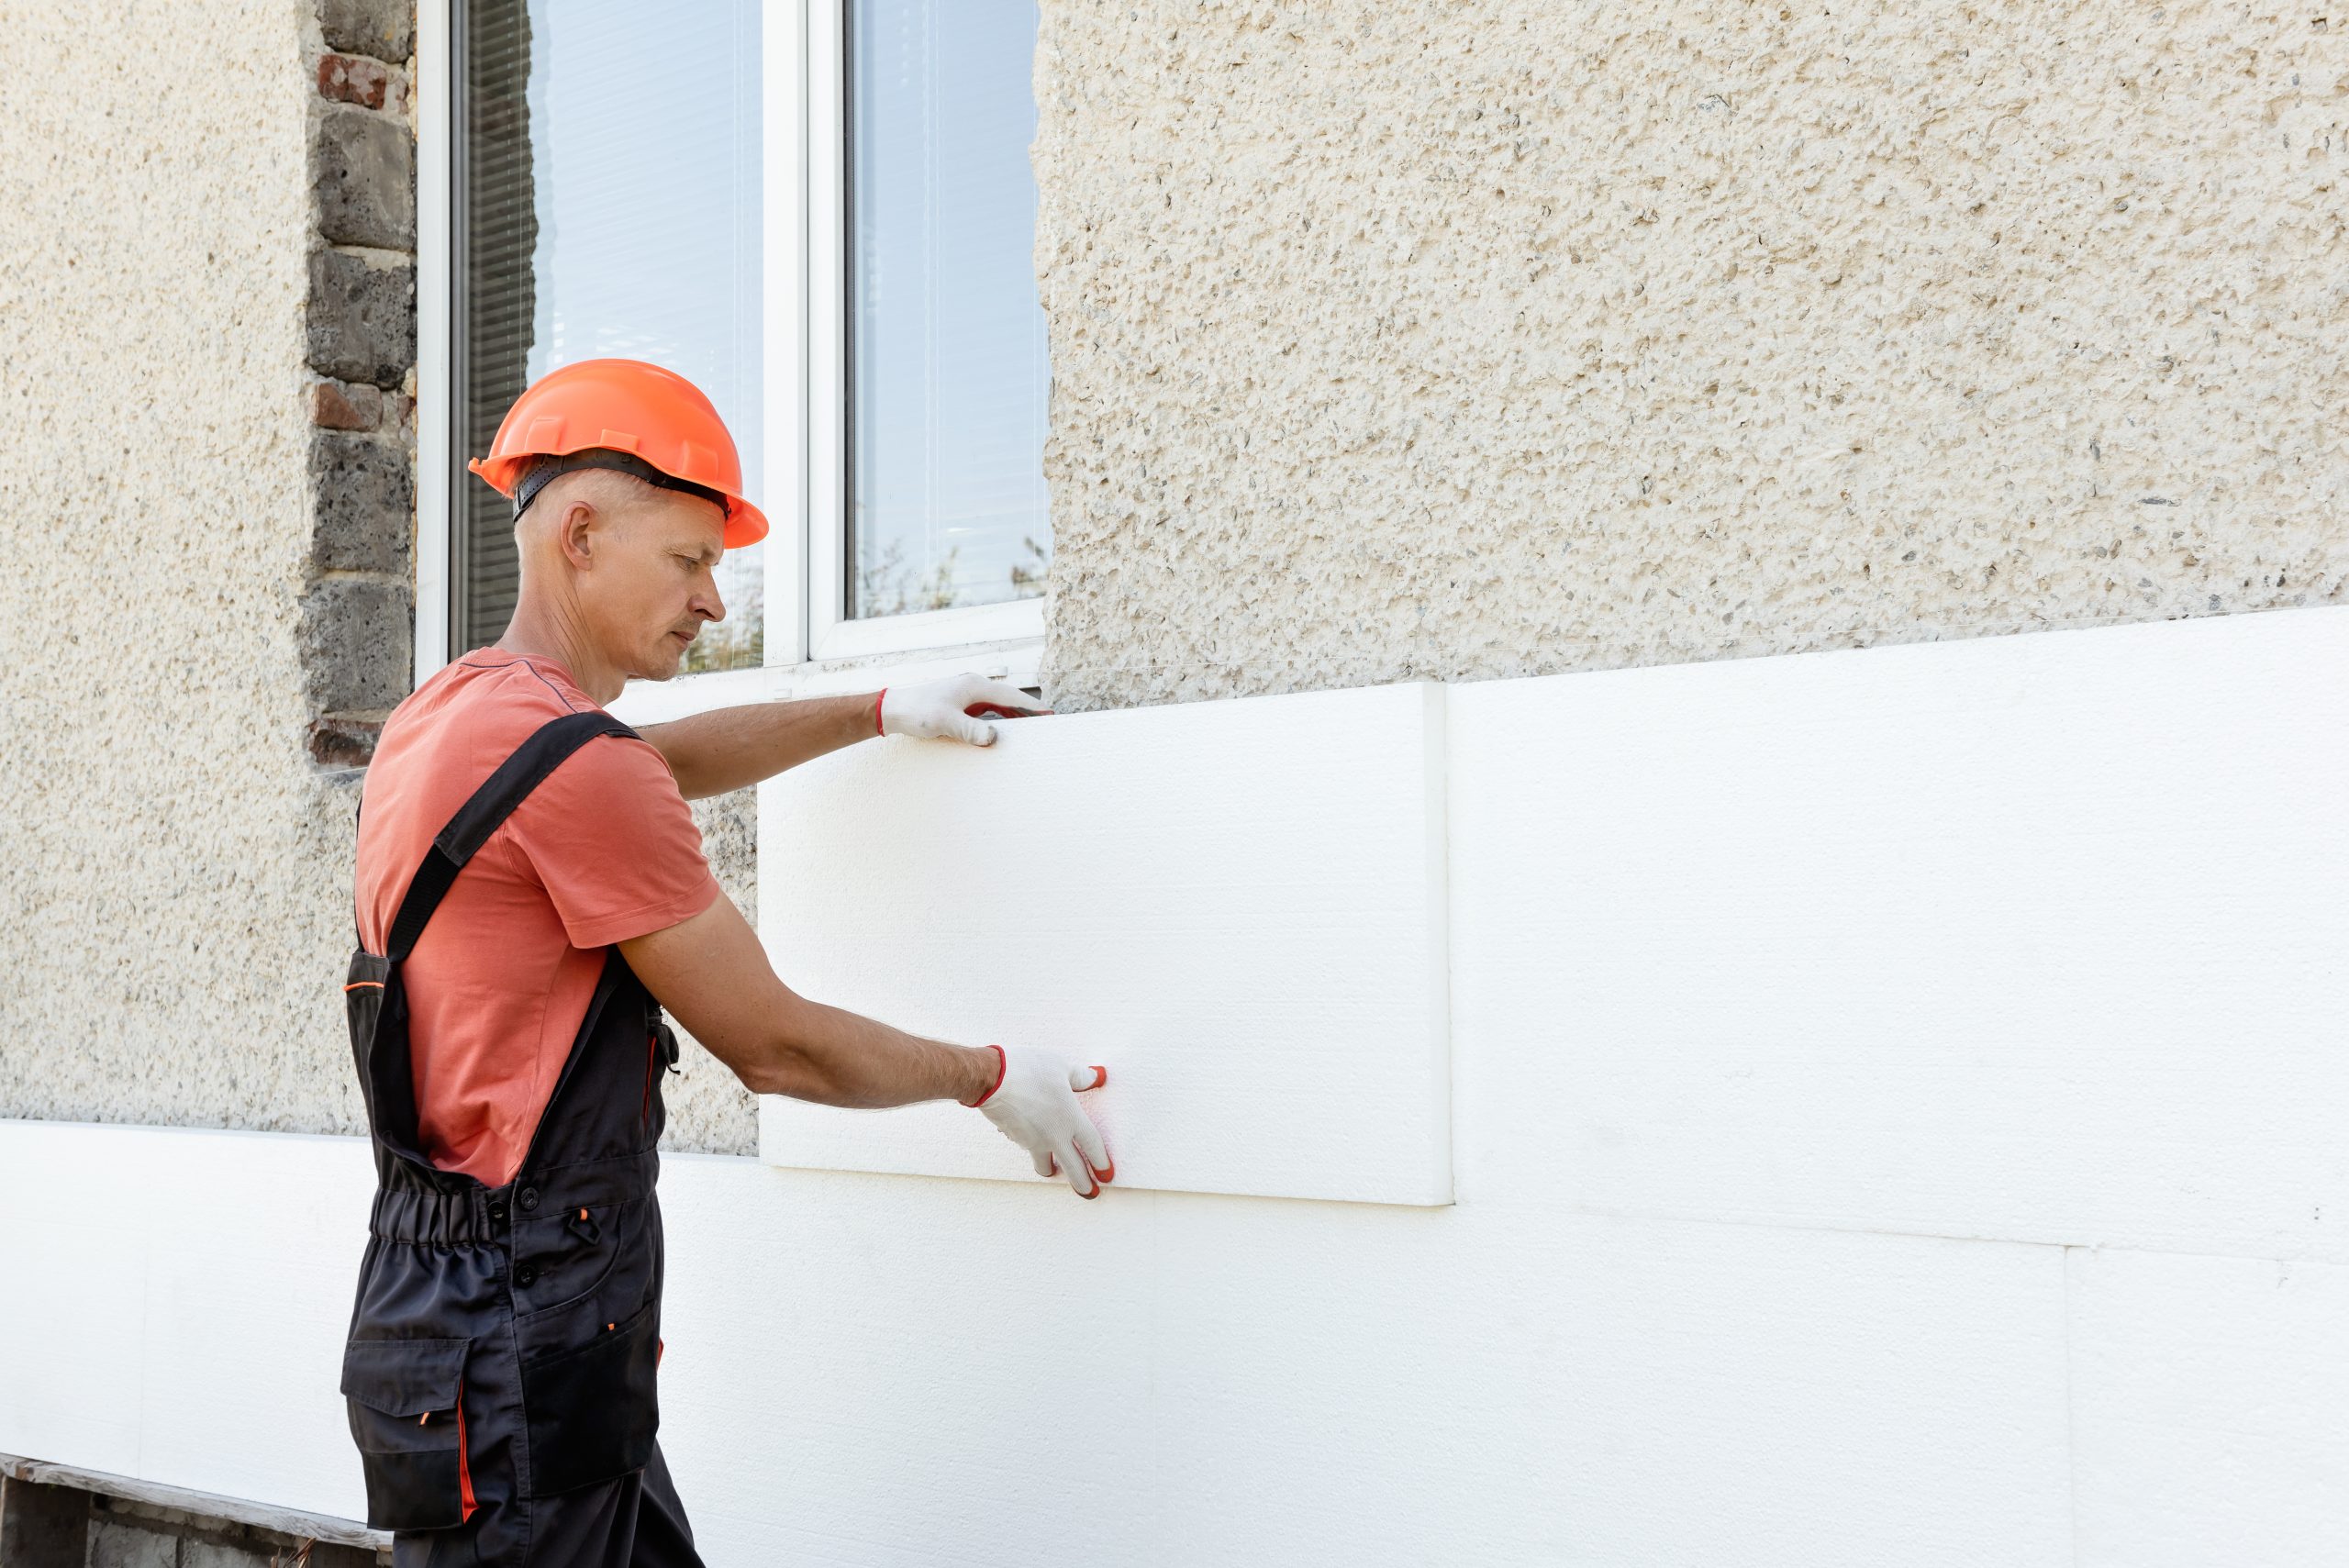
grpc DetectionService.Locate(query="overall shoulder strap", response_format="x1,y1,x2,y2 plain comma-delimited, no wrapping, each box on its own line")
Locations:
384,710,639,961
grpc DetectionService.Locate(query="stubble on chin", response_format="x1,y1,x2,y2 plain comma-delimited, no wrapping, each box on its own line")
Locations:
630,641,686,684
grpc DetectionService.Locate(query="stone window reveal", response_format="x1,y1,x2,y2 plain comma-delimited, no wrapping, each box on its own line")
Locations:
303,0,417,769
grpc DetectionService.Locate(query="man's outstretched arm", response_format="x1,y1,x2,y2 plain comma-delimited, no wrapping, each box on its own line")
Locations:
637,674,1051,799
618,894,1111,1196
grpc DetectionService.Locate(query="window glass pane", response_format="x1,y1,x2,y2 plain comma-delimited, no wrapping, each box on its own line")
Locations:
459,0,763,672
847,0,1049,619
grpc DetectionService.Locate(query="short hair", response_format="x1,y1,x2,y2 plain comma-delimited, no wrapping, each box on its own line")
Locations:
507,464,652,563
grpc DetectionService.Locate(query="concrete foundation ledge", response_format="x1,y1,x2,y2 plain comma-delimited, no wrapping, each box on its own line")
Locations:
1,1456,387,1565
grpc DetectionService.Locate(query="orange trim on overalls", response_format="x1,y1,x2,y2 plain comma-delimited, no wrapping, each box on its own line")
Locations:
456,1390,477,1521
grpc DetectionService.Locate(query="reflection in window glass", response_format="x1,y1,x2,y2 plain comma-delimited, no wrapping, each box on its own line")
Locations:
847,0,1050,620
459,0,763,672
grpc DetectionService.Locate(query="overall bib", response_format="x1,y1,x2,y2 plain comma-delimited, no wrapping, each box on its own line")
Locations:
340,712,706,1567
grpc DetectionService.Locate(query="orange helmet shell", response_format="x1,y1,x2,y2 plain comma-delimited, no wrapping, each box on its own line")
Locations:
468,358,769,550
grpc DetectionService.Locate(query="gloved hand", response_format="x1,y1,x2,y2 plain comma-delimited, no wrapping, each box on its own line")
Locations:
874,674,1052,747
965,1045,1114,1198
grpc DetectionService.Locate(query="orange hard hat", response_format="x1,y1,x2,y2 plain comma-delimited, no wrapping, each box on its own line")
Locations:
468,358,769,549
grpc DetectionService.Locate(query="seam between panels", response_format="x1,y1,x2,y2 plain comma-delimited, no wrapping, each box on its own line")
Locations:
2063,1242,2083,1568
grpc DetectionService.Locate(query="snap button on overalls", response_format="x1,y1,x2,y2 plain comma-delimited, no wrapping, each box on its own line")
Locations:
340,712,703,1566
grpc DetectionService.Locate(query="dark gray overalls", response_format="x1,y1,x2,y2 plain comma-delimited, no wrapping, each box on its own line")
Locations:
340,712,705,1567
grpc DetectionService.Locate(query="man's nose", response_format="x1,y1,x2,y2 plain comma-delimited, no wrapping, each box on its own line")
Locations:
697,582,727,624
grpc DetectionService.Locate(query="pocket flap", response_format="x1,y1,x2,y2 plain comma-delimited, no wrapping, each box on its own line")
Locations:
341,1337,468,1417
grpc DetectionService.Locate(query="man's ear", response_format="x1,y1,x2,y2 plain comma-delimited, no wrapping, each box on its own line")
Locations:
555,498,599,571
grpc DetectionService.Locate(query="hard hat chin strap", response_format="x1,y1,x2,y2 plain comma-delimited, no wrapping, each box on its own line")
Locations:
512,450,730,523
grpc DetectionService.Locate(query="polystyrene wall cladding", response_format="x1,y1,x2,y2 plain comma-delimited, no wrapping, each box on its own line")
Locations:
15,610,2349,1564
1033,1,2349,709
757,684,1452,1205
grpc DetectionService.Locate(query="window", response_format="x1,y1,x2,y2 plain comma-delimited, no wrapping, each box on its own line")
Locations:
845,0,1051,624
452,0,763,673
437,0,1048,689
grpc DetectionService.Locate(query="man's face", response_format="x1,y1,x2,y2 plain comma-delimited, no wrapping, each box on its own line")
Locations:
575,484,729,682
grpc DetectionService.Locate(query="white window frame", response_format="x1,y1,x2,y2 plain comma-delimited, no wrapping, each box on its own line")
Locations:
414,0,453,688
416,0,1049,717
792,0,1049,666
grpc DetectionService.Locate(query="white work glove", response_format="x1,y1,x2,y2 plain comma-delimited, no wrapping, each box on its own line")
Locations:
874,674,1052,747
964,1045,1114,1198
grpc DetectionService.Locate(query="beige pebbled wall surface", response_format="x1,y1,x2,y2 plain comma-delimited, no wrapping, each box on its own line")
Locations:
671,793,761,1154
1033,0,2349,708
0,0,760,1155
0,0,342,1133
6,0,2341,1143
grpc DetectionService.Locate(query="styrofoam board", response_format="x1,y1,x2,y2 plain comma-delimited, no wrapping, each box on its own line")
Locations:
755,682,1453,1206
0,1121,2076,1567
2068,1247,2349,1567
0,1121,375,1521
658,1166,2073,1568
1450,605,2349,1260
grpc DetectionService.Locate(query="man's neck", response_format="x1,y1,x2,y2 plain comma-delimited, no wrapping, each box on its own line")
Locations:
494,602,625,706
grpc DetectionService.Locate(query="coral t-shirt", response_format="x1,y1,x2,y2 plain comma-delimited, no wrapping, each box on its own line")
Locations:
356,652,720,1185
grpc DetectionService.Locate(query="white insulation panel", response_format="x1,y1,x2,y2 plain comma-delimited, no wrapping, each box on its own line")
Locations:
0,1121,373,1519
756,681,1453,1206
2068,1247,2349,1567
21,609,2349,1562
0,1123,2073,1567
1450,606,2349,1262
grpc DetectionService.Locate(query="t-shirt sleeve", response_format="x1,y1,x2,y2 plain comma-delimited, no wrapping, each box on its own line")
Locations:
502,734,723,949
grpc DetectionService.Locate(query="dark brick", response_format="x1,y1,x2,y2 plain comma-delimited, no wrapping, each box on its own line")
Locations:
0,1477,89,1568
307,249,414,386
307,713,386,769
311,431,413,573
311,377,383,430
318,51,402,111
321,0,415,61
301,577,414,717
313,104,414,250
303,1542,385,1568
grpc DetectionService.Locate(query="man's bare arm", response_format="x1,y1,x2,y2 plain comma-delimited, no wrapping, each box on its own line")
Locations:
636,694,875,801
635,674,1052,799
619,895,996,1106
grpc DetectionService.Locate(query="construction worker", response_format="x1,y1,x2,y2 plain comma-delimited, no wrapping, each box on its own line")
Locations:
337,358,1111,1566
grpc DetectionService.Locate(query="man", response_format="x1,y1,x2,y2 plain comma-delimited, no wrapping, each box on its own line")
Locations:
339,358,1110,1567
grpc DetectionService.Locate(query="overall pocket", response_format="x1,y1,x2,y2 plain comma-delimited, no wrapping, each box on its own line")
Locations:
340,1337,473,1530
518,1297,661,1496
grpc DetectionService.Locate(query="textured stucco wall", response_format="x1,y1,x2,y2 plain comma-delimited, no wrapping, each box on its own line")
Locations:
0,0,345,1130
0,2,759,1157
8,1,2343,1144
1034,0,2349,707
674,791,761,1155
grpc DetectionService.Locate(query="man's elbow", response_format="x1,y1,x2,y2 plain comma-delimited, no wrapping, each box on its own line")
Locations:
732,1036,831,1101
